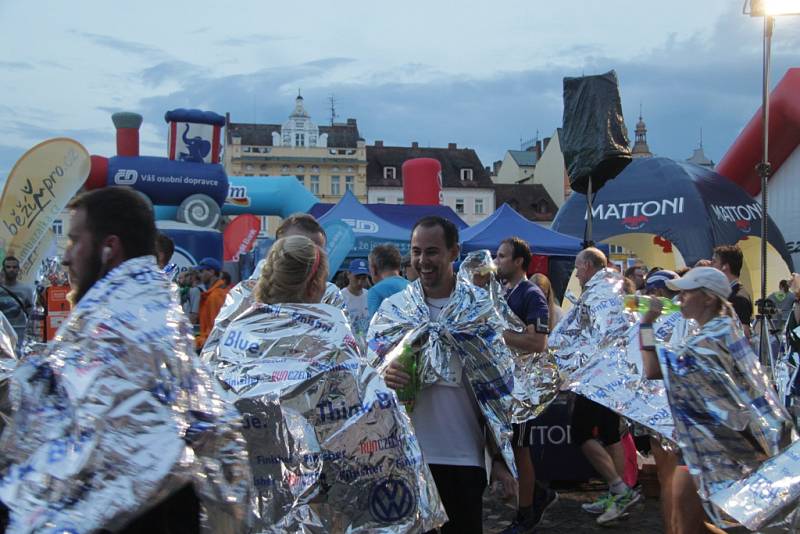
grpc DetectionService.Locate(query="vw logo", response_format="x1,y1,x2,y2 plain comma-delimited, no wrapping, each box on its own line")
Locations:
369,477,416,523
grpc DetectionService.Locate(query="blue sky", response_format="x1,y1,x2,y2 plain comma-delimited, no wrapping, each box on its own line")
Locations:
1,0,798,178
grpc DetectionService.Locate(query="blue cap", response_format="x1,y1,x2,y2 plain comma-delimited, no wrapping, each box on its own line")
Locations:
196,257,222,272
348,259,369,275
645,269,678,290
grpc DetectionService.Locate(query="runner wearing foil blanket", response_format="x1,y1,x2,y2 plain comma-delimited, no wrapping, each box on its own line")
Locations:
569,247,641,525
0,187,250,534
494,237,557,534
641,267,798,532
200,235,446,532
375,217,517,534
203,213,347,355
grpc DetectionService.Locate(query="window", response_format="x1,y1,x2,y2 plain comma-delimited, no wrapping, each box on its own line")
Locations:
297,165,305,172
245,164,254,171
474,198,484,215
377,197,387,203
310,175,320,195
281,165,289,175
312,165,320,173
331,175,341,196
397,197,404,204
460,168,473,181
455,199,465,214
296,175,305,184
259,164,267,171
243,146,251,153
52,219,63,236
295,133,305,147
345,175,354,192
347,166,354,173
384,167,396,179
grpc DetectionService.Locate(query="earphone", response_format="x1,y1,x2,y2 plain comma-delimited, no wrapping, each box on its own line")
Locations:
101,246,112,263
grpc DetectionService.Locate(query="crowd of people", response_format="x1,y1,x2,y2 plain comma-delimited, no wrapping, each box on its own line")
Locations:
0,185,799,533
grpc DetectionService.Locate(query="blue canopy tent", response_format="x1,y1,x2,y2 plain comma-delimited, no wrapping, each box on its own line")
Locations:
461,203,606,256
309,200,467,230
316,191,413,258
460,204,607,300
552,157,794,299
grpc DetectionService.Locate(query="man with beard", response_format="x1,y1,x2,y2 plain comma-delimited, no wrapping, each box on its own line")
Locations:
0,256,33,346
494,237,555,534
0,187,249,533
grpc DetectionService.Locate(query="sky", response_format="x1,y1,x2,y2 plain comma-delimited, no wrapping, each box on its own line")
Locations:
1,0,798,179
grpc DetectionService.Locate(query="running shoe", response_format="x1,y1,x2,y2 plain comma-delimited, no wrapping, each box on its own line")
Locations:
596,488,642,526
581,492,613,514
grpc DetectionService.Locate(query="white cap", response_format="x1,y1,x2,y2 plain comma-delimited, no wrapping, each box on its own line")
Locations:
666,267,730,300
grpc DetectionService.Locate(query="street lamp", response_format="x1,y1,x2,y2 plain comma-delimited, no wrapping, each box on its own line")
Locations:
742,0,800,372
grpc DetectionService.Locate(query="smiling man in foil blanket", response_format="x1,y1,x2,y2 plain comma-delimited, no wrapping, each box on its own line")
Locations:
201,234,446,533
0,187,251,534
368,217,517,534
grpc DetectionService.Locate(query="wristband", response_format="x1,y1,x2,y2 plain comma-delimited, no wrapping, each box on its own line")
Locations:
639,324,655,351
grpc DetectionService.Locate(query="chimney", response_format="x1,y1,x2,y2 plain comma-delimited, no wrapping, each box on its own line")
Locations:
411,141,419,148
111,112,143,157
347,118,357,125
374,140,384,147
448,142,457,150
543,136,551,151
493,160,502,175
536,140,543,157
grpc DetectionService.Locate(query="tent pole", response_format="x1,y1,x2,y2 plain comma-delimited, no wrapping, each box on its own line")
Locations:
584,178,593,249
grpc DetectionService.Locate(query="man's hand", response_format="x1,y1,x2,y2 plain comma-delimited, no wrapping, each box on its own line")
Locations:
490,459,518,502
382,360,410,391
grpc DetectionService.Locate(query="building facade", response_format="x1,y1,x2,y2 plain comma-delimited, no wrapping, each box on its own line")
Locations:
224,94,368,234
366,141,495,225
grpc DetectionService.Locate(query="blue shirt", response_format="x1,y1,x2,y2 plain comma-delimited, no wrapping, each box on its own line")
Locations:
505,279,550,333
368,276,409,318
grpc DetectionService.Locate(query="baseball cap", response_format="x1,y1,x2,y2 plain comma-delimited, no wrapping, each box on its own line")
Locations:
666,267,730,300
348,259,369,275
645,269,678,290
196,257,222,272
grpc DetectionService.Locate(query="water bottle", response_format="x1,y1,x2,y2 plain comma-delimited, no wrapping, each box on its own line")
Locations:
394,344,418,413
623,295,681,314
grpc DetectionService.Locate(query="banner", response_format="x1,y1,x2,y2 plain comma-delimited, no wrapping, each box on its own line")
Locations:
223,214,261,261
0,138,90,275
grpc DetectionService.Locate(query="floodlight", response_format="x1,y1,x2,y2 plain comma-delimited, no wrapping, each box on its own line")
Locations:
747,0,800,16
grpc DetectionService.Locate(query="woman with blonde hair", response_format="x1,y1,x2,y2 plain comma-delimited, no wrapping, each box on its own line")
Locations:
201,235,445,533
531,273,563,330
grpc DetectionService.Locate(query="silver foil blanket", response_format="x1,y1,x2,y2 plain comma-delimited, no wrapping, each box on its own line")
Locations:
457,250,560,423
0,313,18,435
367,278,517,476
0,256,251,533
548,269,675,440
201,302,446,533
659,316,800,531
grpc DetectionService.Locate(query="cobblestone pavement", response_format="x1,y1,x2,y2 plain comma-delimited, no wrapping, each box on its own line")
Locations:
483,481,664,533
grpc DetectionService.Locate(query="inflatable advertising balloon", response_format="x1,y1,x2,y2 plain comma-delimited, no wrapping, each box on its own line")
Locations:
0,138,90,282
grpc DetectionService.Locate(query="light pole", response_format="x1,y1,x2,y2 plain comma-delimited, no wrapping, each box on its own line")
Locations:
743,0,800,372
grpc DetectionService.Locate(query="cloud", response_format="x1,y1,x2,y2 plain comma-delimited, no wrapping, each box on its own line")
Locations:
0,61,34,71
139,60,204,87
216,33,291,47
70,31,164,59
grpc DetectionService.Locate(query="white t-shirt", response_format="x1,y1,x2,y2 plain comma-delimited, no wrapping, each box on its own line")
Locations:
342,288,370,337
410,296,485,467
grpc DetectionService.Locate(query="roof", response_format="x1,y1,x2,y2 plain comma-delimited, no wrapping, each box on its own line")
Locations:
493,183,558,221
226,120,361,148
366,144,492,188
508,150,538,166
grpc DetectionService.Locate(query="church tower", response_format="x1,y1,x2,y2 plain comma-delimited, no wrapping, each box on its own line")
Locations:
631,105,653,158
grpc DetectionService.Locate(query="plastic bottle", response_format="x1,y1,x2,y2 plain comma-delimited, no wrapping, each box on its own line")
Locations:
624,295,681,314
394,344,418,413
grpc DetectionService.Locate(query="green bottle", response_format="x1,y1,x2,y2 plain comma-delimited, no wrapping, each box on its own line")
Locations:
394,344,418,413
624,294,681,314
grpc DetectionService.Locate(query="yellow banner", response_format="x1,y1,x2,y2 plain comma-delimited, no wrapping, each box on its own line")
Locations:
0,138,90,278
